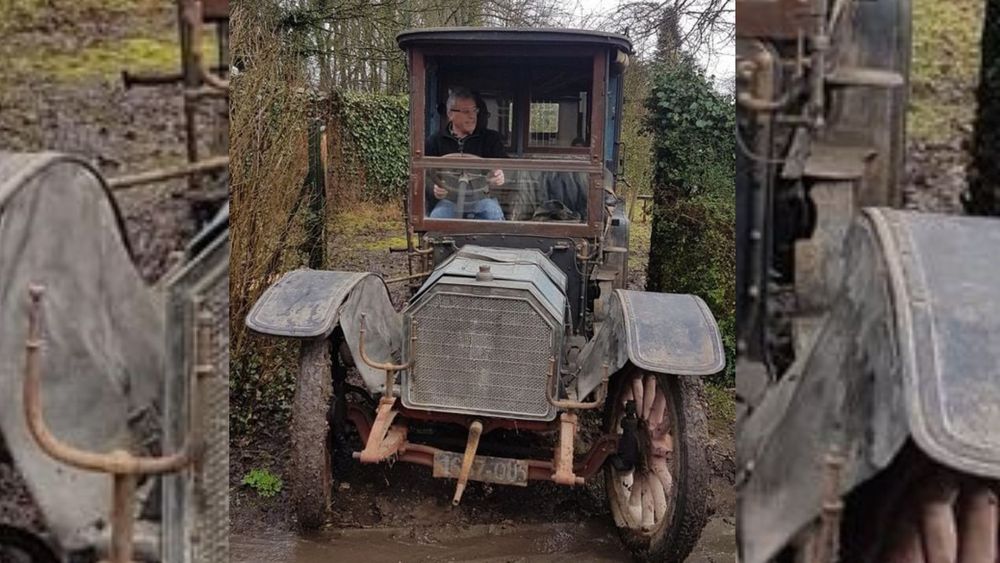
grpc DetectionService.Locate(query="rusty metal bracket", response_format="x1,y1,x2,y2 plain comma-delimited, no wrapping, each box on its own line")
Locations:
552,413,584,486
353,396,407,463
547,360,608,410
23,286,206,563
359,313,412,398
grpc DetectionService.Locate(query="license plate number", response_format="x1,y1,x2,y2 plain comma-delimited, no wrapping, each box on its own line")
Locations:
432,452,529,486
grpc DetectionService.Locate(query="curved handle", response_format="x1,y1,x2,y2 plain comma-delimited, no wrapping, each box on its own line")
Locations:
359,313,411,399
23,285,197,476
359,313,411,372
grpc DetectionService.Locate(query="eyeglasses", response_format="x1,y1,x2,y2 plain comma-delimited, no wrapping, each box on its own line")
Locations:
448,107,479,116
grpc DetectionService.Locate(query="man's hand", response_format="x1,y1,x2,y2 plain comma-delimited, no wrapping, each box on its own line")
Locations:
487,169,505,186
433,184,448,200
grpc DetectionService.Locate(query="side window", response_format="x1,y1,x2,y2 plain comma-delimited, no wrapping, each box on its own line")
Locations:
528,65,591,148
481,93,515,149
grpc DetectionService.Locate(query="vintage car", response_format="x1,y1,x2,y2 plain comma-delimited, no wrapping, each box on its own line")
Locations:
247,28,726,562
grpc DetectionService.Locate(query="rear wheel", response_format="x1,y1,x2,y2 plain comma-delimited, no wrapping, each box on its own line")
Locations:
605,371,710,562
291,338,332,529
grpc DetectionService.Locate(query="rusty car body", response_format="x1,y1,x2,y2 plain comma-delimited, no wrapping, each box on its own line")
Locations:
247,28,726,562
736,1,1000,562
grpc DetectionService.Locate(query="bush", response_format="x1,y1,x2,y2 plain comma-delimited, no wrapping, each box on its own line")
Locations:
645,59,736,384
647,195,735,383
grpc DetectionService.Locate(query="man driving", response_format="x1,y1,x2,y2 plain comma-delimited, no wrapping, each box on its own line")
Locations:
425,87,506,220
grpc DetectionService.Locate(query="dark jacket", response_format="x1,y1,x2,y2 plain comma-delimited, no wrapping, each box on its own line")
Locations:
425,124,508,158
425,124,507,213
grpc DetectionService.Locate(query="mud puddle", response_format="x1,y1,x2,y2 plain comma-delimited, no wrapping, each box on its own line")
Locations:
230,515,733,562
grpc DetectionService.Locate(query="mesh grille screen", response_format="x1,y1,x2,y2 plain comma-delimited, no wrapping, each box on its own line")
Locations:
409,292,553,418
192,273,229,563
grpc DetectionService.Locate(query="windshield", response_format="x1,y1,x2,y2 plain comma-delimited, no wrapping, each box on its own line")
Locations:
411,52,605,233
417,160,594,224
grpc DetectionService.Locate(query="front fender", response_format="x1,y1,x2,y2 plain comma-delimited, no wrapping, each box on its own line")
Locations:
577,290,725,398
738,209,1000,563
870,209,1000,477
246,269,403,393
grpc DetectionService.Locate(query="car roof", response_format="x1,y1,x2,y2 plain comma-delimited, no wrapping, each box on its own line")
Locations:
396,27,633,54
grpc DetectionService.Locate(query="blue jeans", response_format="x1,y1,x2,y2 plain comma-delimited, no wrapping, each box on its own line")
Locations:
429,198,504,220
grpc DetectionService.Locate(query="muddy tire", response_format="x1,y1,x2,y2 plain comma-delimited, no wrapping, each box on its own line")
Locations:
604,371,711,562
291,338,333,529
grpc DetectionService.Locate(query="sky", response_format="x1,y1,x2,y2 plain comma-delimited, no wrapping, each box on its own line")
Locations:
569,0,735,87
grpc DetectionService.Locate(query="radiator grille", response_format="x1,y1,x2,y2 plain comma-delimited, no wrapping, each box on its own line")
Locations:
407,292,555,419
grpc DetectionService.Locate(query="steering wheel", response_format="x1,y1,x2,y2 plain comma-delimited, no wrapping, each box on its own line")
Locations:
432,153,492,217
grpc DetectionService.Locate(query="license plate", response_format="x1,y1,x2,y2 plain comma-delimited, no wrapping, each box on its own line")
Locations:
432,452,529,486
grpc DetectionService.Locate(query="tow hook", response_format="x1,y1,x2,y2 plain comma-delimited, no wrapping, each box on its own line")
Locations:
610,400,640,472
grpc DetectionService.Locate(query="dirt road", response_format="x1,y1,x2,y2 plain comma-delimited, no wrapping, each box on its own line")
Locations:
230,516,735,562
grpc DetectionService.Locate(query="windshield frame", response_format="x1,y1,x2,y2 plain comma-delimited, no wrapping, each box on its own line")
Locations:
407,47,608,237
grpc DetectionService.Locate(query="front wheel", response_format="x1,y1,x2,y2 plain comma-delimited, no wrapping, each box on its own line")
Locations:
605,371,711,562
290,338,333,529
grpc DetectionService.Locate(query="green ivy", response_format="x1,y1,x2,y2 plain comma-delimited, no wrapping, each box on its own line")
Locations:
333,91,410,201
645,59,736,385
645,60,734,199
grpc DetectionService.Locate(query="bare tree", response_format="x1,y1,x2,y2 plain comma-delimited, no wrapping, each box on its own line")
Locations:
597,0,734,63
262,0,573,94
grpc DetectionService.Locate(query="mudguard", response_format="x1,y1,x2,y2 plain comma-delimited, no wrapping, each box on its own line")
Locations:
738,208,1000,563
577,290,725,398
0,153,162,551
246,269,403,393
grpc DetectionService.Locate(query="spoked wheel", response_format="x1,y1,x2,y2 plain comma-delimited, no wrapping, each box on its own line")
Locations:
290,338,333,529
605,371,710,562
0,525,59,563
876,467,999,562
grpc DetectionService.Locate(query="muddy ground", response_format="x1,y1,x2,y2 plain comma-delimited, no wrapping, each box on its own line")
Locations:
0,0,226,542
230,208,737,561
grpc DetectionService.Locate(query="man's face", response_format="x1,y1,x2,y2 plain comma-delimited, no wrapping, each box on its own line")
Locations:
447,97,479,137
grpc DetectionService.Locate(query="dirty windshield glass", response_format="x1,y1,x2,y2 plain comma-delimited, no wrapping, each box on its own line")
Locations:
423,165,589,223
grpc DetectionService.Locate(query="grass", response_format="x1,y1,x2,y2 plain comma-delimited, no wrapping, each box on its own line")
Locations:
909,0,985,142
328,201,407,257
13,37,182,81
0,0,140,33
628,213,652,274
1,0,221,83
704,382,736,438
